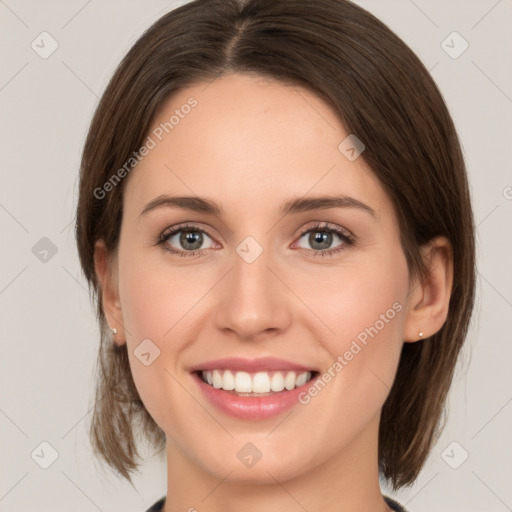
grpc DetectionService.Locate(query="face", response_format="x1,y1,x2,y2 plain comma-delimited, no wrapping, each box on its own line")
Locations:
111,73,412,482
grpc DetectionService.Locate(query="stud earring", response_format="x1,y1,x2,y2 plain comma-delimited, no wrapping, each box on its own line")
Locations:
418,331,424,337
110,326,118,335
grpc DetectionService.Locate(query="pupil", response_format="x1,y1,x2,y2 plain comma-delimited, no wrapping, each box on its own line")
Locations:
310,231,331,250
180,231,202,250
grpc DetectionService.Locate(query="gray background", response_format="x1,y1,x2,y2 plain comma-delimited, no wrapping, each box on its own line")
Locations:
1,0,511,511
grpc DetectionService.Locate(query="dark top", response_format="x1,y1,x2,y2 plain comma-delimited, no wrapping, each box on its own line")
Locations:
145,494,408,511
145,496,165,512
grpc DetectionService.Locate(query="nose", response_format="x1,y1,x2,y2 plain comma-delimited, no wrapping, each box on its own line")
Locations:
213,243,292,342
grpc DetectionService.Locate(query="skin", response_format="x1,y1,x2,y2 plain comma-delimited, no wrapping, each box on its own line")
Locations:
94,73,453,512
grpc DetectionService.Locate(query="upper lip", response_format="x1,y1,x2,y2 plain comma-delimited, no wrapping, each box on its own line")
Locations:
189,357,317,373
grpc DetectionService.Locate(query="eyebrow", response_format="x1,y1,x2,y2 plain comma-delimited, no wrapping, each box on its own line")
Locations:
139,194,377,218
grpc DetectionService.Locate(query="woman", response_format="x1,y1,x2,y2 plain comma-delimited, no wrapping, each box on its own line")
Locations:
75,1,476,510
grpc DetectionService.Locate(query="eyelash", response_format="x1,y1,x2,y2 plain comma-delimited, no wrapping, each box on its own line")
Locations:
155,222,356,259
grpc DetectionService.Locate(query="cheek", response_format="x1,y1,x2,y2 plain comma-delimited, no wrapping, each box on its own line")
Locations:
310,251,408,421
115,240,219,429
115,240,180,416
117,239,198,342
300,249,407,341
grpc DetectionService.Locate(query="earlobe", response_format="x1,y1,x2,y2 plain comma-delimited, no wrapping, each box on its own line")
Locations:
403,236,454,343
93,240,126,346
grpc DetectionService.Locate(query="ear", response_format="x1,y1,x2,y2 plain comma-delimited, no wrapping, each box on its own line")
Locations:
403,236,454,343
94,240,126,346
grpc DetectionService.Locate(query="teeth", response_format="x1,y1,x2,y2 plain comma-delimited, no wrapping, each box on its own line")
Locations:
270,372,285,392
222,370,235,390
212,370,222,389
201,370,313,393
252,372,271,393
284,372,296,390
295,371,308,387
235,371,252,392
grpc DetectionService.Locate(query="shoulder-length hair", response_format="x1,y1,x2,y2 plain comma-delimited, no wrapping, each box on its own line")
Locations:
75,0,476,490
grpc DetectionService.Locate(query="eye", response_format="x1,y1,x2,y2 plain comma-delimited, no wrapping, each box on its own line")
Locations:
294,222,355,257
157,224,217,257
155,222,355,259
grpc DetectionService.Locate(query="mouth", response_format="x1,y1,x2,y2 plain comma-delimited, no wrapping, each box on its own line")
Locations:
195,369,319,397
189,357,320,420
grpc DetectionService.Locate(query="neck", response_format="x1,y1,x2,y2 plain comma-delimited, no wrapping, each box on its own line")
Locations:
162,413,391,512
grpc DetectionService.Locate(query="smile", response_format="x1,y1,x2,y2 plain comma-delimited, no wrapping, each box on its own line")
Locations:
190,357,320,420
200,369,315,395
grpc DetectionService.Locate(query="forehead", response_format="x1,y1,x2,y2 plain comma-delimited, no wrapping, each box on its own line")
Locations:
124,73,392,222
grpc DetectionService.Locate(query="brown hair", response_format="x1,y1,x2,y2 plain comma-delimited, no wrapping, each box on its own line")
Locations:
75,0,476,490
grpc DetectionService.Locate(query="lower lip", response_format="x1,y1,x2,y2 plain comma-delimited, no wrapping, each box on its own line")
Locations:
192,372,317,420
